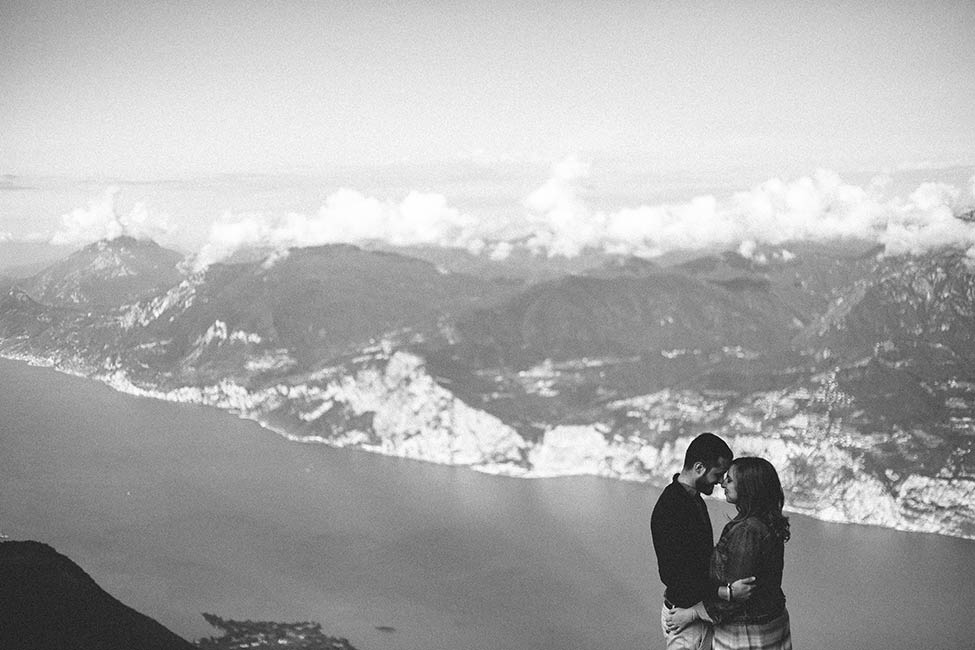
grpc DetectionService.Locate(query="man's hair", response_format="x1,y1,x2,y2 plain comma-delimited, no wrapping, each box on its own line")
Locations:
682,432,733,470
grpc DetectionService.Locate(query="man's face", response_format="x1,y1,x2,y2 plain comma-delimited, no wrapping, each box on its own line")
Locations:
694,457,731,495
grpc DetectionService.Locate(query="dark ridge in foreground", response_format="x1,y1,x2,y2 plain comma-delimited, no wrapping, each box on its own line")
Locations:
0,541,361,650
0,540,195,650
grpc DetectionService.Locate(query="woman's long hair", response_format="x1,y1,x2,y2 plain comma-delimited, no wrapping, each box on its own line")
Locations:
730,457,791,542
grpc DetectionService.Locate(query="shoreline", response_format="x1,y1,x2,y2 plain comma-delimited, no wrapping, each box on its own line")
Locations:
3,351,975,650
1,351,972,542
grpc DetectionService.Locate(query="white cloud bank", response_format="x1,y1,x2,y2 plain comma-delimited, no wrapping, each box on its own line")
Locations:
186,162,975,268
49,186,172,246
524,163,975,260
194,189,487,270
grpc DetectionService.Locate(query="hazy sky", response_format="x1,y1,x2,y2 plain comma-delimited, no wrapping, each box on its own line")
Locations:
3,1,974,177
3,1,975,267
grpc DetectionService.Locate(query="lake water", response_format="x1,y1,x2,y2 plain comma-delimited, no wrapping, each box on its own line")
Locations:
1,357,973,649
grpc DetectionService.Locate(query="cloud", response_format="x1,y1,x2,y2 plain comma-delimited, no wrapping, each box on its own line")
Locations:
879,183,970,256
261,247,290,270
49,187,172,246
523,155,599,257
738,240,768,265
488,241,514,261
194,188,486,270
0,231,54,245
192,158,975,269
520,161,975,260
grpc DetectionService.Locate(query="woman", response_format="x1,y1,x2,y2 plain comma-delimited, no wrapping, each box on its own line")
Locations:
665,456,792,649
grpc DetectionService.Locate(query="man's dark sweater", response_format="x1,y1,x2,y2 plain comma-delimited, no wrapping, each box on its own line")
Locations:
650,474,714,608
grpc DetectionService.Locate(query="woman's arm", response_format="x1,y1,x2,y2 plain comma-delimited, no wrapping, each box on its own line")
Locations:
704,521,768,624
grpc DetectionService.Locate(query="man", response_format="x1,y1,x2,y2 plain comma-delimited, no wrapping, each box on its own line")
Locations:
650,433,755,649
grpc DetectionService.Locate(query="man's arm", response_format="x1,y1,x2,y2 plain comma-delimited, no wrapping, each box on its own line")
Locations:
663,578,755,634
650,499,684,587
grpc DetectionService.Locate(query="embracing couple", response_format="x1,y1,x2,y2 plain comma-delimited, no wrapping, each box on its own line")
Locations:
650,433,792,650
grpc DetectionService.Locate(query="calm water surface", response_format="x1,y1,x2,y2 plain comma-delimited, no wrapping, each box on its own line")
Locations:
1,358,972,649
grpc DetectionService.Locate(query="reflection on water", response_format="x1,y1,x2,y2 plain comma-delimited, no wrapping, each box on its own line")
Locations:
1,358,973,649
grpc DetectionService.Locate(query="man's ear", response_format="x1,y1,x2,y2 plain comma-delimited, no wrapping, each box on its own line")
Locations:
692,461,707,476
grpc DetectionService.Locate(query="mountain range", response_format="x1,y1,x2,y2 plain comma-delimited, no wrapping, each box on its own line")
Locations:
1,232,973,539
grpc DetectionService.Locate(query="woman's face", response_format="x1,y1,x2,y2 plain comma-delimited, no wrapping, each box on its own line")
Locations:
722,465,738,504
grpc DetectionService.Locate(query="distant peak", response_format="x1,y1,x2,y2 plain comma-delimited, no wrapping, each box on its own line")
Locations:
291,242,364,256
85,235,158,252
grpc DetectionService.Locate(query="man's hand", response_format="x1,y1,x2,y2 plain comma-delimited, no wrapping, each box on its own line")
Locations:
664,606,698,634
731,576,756,601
